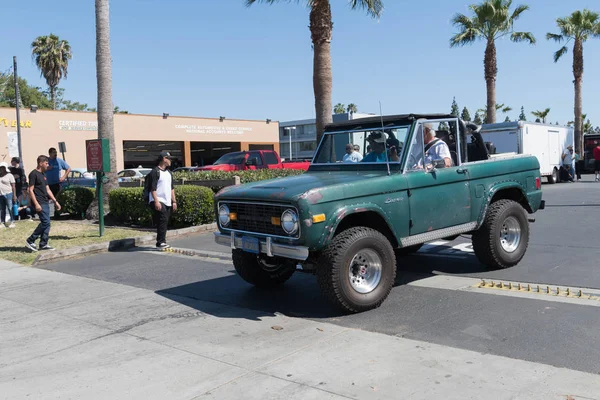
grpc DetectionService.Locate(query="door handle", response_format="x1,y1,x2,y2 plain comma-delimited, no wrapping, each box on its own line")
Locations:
456,167,468,174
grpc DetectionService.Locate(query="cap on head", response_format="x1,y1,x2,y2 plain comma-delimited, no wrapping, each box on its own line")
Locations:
0,162,9,169
159,151,172,159
367,131,386,143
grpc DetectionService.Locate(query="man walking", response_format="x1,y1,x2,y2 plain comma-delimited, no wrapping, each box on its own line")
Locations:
9,157,26,195
0,162,17,228
46,147,71,198
25,156,61,252
561,145,575,183
147,151,177,249
593,143,600,182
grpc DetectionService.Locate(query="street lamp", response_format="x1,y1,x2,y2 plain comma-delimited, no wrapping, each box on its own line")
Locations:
284,126,296,160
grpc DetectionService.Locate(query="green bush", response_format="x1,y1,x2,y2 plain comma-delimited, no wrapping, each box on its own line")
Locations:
55,186,96,218
172,169,305,192
109,185,214,228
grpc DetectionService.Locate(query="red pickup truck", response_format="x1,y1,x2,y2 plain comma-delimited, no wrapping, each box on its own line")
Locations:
196,150,310,172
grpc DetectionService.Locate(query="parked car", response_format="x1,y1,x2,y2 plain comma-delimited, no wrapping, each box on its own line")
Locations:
118,167,152,182
65,168,96,188
196,150,310,172
173,166,201,173
213,113,545,313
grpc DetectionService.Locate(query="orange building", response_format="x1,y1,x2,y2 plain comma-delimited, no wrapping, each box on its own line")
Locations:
0,107,280,171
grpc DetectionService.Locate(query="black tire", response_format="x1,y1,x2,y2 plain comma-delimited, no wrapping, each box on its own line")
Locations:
395,243,423,256
232,250,295,288
547,168,558,184
316,227,396,313
472,200,529,269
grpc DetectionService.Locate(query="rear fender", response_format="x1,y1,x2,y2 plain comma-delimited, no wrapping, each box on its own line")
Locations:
477,181,531,228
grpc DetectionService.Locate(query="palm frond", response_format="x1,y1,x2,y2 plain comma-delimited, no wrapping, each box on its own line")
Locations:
349,0,384,18
450,28,479,47
245,0,289,6
546,32,564,42
511,31,536,44
510,4,529,21
553,46,568,63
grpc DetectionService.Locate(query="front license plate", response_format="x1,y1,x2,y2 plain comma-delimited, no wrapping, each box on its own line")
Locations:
242,236,260,254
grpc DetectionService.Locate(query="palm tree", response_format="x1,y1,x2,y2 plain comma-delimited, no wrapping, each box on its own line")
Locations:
478,103,512,123
246,0,383,143
531,108,551,123
347,103,358,114
87,0,118,220
334,103,346,114
450,0,535,124
31,34,72,110
547,9,600,153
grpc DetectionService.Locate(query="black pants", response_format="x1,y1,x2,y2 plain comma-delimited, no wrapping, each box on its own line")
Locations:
49,183,61,198
575,160,583,180
152,202,171,245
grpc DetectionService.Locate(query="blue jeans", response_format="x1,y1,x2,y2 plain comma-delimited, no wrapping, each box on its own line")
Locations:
28,202,50,247
0,194,14,224
566,164,575,181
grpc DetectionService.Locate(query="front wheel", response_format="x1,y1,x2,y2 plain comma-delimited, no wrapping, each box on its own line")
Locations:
472,200,530,269
232,250,295,288
316,227,396,313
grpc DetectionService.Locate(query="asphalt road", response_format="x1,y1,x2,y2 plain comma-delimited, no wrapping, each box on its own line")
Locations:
41,177,600,375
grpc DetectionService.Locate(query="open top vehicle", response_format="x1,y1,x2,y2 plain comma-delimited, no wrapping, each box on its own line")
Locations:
213,113,545,313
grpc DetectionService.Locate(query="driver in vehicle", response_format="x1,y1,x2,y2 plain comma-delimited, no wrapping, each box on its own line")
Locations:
361,131,400,163
423,123,452,168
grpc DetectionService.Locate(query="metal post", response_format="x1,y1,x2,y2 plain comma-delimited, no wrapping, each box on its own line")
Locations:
289,129,292,161
97,172,104,237
12,56,24,170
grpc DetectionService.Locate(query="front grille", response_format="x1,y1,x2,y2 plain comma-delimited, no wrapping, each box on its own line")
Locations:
224,202,297,238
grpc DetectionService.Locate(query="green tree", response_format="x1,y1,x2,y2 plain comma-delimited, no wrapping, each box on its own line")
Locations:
0,73,53,109
61,100,89,111
531,108,551,123
450,0,535,124
504,116,511,122
474,111,483,124
547,9,600,153
461,106,471,121
246,0,383,143
518,106,526,121
347,103,358,114
450,97,460,116
31,34,72,110
334,103,346,114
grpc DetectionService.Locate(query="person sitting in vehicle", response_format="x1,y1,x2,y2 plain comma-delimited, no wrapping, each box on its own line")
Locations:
343,143,363,163
361,131,399,163
423,123,452,168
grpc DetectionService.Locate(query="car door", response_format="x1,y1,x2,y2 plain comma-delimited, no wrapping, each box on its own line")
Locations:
405,119,472,235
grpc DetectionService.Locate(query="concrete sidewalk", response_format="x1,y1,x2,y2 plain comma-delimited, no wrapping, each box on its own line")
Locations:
1,260,599,400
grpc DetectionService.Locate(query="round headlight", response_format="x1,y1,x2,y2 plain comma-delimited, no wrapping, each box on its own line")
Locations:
281,209,299,235
218,205,230,226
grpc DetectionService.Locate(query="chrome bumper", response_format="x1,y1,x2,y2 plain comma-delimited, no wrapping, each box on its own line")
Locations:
214,232,309,261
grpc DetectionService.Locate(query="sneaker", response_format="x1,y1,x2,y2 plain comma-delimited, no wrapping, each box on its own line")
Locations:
25,241,38,252
156,243,171,249
39,244,55,251
7,223,15,228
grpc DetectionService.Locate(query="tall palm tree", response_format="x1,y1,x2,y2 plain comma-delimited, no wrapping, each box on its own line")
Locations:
450,0,535,124
87,0,118,220
31,34,72,110
547,9,600,153
246,0,383,143
477,103,512,123
334,103,346,114
531,108,551,123
347,103,358,114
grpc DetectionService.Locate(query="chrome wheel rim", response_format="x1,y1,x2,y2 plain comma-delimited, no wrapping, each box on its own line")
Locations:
500,216,521,253
348,249,382,294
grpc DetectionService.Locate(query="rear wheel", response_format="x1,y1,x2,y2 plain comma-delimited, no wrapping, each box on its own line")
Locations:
232,250,295,288
472,200,529,269
316,227,396,313
547,168,558,184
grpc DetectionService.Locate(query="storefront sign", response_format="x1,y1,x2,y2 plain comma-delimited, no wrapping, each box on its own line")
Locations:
59,120,98,131
0,118,31,128
174,124,252,135
86,139,110,172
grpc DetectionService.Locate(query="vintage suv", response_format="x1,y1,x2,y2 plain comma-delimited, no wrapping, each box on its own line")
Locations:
214,113,545,313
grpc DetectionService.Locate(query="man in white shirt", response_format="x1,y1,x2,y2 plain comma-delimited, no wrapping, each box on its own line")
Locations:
343,143,363,163
422,123,453,168
0,162,17,228
147,151,177,248
561,145,575,182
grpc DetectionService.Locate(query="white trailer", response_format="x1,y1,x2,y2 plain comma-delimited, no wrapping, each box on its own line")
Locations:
480,121,574,184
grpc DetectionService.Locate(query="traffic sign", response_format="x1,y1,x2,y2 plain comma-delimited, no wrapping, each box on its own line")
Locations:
86,139,110,172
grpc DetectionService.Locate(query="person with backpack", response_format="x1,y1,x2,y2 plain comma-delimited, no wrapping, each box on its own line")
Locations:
144,151,177,249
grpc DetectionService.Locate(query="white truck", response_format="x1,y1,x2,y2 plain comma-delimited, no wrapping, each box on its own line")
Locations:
479,121,574,184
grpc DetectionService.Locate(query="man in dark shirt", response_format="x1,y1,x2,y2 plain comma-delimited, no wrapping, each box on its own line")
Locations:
9,157,26,194
25,155,61,252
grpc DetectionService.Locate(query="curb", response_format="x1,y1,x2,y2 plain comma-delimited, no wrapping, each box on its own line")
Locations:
33,223,218,265
158,247,231,261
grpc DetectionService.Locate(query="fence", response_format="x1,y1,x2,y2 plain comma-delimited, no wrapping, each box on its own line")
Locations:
118,176,240,189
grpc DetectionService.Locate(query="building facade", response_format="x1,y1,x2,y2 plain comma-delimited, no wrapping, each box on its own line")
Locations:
279,112,376,160
0,107,279,171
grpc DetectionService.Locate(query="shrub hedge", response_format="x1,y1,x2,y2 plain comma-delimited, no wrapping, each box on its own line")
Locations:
172,169,305,192
109,185,214,228
55,186,96,218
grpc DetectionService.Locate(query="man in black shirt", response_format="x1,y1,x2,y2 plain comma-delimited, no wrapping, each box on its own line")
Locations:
25,155,61,252
9,157,26,194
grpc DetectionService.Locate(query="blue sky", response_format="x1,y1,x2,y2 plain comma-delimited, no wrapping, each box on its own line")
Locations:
2,0,600,125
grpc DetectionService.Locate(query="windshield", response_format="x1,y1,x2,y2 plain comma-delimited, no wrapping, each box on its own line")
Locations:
313,126,410,164
140,169,152,176
214,152,247,165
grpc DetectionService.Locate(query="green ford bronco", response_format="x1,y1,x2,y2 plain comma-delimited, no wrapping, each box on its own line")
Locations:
214,113,545,313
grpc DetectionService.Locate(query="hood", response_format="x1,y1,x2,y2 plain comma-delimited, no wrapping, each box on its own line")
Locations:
197,164,235,171
216,170,396,204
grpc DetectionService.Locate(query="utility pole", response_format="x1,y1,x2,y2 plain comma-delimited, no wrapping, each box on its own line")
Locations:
13,56,24,170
